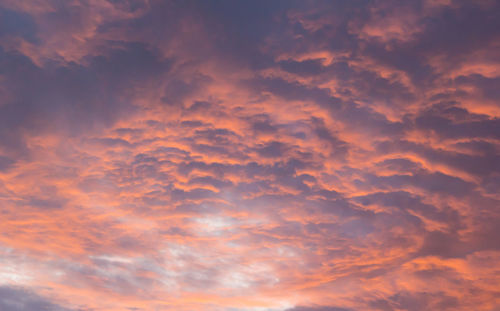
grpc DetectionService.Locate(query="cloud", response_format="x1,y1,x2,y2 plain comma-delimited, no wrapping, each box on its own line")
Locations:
0,0,499,310
0,286,72,311
285,307,352,311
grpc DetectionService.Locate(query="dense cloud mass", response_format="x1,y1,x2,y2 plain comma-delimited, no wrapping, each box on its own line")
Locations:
0,0,499,310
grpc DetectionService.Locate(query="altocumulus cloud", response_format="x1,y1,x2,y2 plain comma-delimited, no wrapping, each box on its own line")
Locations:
0,0,499,310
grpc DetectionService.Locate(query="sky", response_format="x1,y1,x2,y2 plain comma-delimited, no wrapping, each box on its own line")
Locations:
0,0,499,310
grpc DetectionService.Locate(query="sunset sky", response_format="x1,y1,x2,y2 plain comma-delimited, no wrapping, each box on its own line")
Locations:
0,0,500,310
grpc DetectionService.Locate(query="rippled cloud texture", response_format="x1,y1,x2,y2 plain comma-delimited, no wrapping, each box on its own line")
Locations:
0,0,499,310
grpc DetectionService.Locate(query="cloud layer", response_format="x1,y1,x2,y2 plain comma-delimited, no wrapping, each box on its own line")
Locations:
0,0,499,310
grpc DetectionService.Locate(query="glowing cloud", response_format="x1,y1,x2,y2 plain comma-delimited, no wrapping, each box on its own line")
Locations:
0,0,499,310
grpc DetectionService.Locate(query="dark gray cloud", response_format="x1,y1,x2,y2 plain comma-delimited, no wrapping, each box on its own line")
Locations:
286,306,353,311
0,286,72,311
0,42,171,156
415,102,500,140
369,291,460,311
0,7,38,43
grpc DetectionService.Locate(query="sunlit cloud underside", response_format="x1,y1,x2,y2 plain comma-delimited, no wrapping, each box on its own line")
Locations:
0,0,499,310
